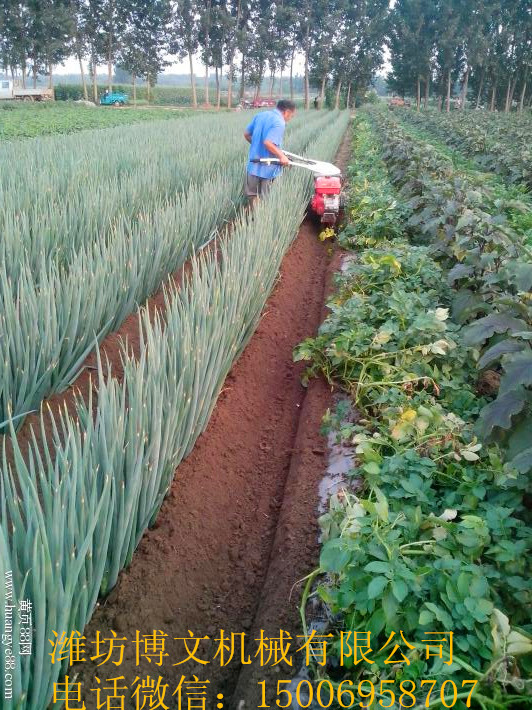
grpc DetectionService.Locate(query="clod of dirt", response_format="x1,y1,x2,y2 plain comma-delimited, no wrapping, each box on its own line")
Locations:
477,369,501,396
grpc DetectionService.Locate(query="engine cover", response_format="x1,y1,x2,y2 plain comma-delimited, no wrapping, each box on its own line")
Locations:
310,176,342,223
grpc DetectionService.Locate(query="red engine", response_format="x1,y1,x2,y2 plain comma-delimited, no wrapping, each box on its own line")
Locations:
310,175,342,225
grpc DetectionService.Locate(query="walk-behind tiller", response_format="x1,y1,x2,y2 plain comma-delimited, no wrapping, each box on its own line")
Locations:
251,150,343,226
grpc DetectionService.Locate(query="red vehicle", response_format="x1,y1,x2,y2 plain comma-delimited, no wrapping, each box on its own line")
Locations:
241,97,277,109
252,97,276,108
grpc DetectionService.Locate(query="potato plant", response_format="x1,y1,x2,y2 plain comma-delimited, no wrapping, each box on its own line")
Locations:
0,102,190,140
394,108,532,188
368,108,532,475
296,115,531,709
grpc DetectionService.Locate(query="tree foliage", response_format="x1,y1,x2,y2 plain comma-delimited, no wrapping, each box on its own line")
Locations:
388,0,532,111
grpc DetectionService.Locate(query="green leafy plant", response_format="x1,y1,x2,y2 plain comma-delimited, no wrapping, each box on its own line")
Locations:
297,114,532,709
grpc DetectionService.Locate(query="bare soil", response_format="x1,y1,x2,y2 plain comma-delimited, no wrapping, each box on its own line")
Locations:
74,216,341,709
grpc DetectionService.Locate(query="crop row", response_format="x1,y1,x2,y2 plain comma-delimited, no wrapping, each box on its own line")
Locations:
367,108,532,473
0,110,349,710
394,108,532,187
297,114,531,707
0,109,336,425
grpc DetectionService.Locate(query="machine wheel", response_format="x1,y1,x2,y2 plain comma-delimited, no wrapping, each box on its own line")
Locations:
114,100,121,107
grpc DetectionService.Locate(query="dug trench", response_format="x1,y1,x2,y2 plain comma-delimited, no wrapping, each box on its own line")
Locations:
16,131,351,709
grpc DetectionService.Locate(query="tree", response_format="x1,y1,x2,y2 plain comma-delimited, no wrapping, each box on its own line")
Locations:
388,0,435,109
209,0,231,107
330,0,388,109
433,0,461,111
0,1,29,83
170,0,199,107
119,0,171,102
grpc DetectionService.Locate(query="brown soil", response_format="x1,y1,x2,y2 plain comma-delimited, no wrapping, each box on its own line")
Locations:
74,217,341,709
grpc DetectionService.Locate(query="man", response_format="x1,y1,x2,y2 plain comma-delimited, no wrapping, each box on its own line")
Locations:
244,99,296,204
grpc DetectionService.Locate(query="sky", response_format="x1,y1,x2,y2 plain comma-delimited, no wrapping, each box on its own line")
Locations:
56,52,307,77
57,38,391,78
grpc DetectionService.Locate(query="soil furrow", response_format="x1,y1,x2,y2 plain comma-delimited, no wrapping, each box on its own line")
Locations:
75,215,333,708
72,129,352,709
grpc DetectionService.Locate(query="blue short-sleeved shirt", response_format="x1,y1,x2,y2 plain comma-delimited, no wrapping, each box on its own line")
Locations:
246,109,286,179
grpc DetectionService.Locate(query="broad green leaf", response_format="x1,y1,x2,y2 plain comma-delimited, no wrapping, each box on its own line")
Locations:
500,351,532,393
367,575,389,599
364,561,392,575
419,609,434,626
320,540,352,574
391,578,408,602
510,446,532,474
478,339,524,370
477,389,527,436
463,314,527,346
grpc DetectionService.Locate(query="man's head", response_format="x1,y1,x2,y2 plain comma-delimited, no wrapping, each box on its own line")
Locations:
276,99,296,122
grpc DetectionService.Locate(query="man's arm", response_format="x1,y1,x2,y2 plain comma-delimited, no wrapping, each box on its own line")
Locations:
244,116,255,144
263,139,289,165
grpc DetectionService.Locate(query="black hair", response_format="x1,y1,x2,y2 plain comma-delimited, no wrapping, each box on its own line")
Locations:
277,99,296,112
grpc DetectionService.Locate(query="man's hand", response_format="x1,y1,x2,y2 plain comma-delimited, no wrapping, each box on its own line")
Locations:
244,131,252,144
263,139,290,166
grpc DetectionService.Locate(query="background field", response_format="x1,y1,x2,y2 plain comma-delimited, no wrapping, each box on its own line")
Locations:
0,101,196,140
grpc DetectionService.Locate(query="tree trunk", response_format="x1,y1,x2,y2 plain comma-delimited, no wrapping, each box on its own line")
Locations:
91,58,98,103
215,66,221,109
320,74,326,108
304,51,310,109
445,70,451,112
239,54,245,100
289,48,294,99
519,69,528,112
132,73,136,106
346,81,352,109
334,79,342,109
304,24,310,109
107,32,113,91
490,83,496,111
460,66,469,109
78,50,88,100
268,70,274,97
278,67,283,97
204,63,210,105
416,75,421,111
424,75,429,108
33,62,37,89
227,61,234,108
147,80,151,104
203,0,211,106
475,68,485,108
508,77,517,111
48,63,53,89
504,77,511,112
188,51,197,108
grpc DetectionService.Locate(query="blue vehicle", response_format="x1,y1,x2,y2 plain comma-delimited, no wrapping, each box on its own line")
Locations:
100,90,128,106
